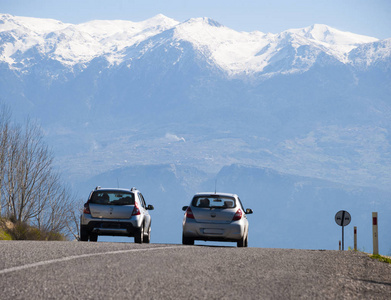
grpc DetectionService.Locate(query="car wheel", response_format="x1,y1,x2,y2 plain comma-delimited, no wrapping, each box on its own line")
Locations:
182,234,194,245
237,235,246,247
143,226,151,243
80,226,89,242
89,233,98,242
135,226,144,244
244,234,248,247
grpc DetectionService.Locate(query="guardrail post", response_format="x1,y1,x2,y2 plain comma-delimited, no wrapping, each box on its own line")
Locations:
354,226,357,251
372,212,378,255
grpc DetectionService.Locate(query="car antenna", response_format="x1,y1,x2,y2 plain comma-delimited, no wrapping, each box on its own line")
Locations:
215,179,217,194
117,178,119,188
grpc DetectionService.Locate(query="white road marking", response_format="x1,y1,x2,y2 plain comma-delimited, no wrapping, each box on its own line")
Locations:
0,245,183,275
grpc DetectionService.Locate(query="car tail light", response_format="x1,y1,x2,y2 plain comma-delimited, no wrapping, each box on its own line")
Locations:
232,209,242,221
185,207,194,219
131,203,141,216
83,203,91,214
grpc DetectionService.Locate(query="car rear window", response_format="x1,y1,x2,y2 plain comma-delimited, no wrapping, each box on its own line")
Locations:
90,191,135,205
192,196,236,209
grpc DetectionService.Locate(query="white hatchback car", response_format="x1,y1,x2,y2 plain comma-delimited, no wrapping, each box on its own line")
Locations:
182,192,253,247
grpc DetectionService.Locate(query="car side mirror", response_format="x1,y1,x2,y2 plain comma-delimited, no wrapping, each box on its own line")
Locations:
147,205,154,210
182,206,188,211
245,208,253,214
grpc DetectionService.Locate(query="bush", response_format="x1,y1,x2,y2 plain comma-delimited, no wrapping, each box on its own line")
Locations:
7,221,34,240
0,229,12,240
3,219,67,241
0,218,12,240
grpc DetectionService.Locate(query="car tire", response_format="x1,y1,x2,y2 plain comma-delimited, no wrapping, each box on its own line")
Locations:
89,233,98,242
182,234,194,245
244,234,248,247
134,226,144,244
80,226,89,242
143,226,151,243
237,235,246,247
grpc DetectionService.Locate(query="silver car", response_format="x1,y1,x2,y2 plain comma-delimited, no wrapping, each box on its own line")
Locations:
182,192,253,247
80,187,154,243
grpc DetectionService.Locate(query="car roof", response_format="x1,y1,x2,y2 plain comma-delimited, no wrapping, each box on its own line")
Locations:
92,188,134,192
194,192,238,198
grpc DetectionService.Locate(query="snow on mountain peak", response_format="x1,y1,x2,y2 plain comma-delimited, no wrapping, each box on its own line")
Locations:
279,24,380,65
141,14,179,28
76,14,178,43
0,13,388,75
183,17,223,28
173,17,271,75
0,13,179,68
0,13,69,34
288,24,378,46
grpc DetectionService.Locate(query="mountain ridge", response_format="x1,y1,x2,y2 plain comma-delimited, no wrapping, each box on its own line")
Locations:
0,13,390,192
1,13,388,76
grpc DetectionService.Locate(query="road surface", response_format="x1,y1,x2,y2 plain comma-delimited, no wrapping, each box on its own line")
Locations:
1,241,390,299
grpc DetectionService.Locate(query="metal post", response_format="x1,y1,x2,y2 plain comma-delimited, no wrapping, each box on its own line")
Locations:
335,210,351,251
372,212,378,255
354,226,357,251
339,240,341,251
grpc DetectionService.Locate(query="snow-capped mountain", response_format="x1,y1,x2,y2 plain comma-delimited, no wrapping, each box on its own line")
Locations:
0,14,386,75
172,20,380,75
1,13,391,192
0,13,179,66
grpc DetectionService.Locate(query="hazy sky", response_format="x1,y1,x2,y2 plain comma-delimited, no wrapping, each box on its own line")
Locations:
1,0,390,39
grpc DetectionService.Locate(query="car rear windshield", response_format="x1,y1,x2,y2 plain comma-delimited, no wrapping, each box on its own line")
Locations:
192,195,236,209
90,190,135,205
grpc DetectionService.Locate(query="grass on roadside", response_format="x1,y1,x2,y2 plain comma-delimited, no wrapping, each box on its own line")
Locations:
370,254,391,264
0,228,12,240
0,217,67,241
0,218,12,240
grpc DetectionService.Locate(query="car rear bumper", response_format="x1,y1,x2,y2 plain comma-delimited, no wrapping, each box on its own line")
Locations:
82,221,137,236
182,219,245,242
81,214,141,237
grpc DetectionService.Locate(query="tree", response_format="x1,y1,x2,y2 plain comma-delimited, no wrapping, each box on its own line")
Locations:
36,183,76,234
0,104,12,217
0,104,78,239
2,119,54,222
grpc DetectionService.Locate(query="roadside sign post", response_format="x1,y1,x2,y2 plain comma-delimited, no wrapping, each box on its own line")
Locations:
372,212,378,255
354,226,357,251
335,210,351,251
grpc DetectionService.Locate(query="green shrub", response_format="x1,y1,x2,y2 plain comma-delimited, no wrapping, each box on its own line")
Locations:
7,221,30,240
0,229,12,240
370,254,391,264
4,219,67,241
45,231,67,241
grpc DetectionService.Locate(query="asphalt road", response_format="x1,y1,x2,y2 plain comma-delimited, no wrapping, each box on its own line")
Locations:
1,241,390,299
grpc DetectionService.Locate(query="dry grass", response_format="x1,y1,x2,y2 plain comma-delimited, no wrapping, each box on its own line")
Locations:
0,217,66,241
0,218,13,240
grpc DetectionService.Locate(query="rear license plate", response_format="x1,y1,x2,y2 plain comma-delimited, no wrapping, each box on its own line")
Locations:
203,228,224,234
101,223,120,229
